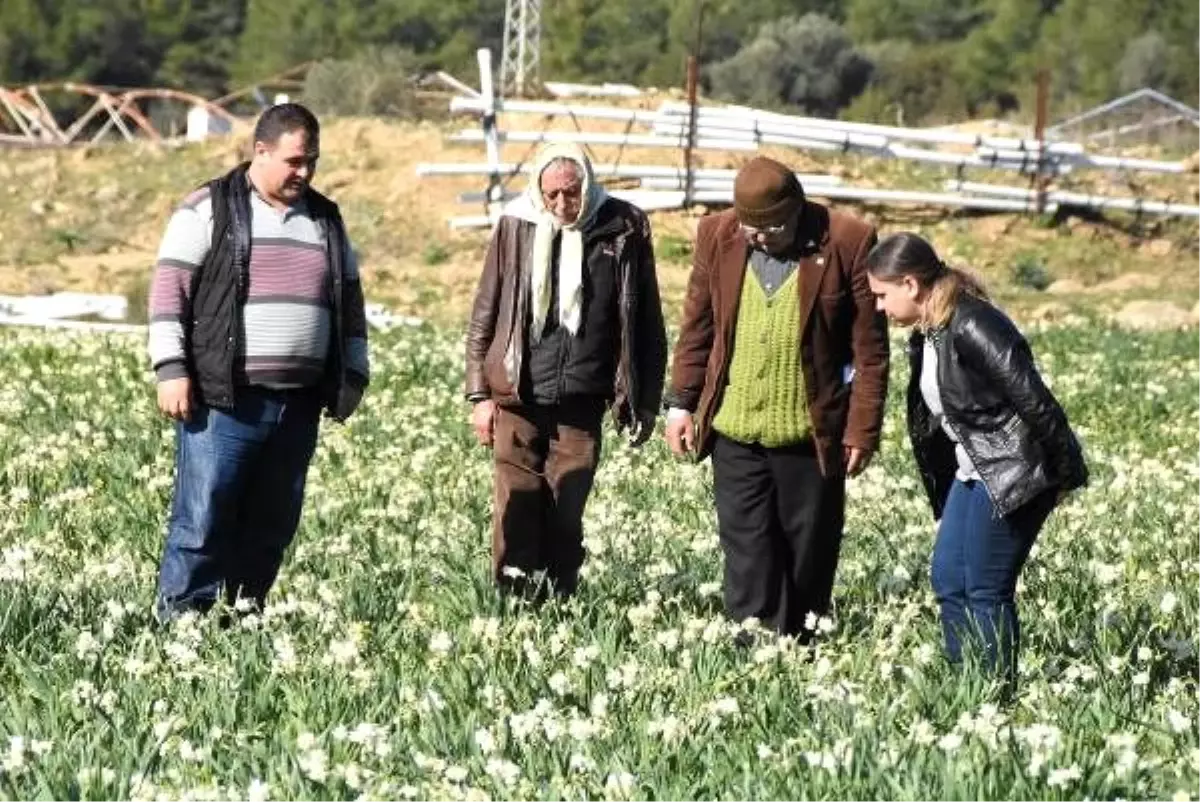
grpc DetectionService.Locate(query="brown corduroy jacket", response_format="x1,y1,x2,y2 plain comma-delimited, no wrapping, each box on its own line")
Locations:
666,203,889,475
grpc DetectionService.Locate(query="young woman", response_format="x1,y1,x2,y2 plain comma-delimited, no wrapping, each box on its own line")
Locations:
866,232,1087,688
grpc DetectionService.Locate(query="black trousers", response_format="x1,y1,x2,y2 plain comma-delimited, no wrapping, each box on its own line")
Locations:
711,434,847,637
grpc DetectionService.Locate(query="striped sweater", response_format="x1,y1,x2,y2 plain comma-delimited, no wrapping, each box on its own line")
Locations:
148,184,369,389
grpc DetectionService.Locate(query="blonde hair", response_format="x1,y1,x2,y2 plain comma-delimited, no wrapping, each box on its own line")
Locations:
924,265,989,329
865,232,988,329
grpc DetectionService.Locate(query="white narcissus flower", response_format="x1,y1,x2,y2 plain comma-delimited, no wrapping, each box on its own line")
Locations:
1167,709,1193,734
247,778,270,802
604,771,636,797
429,630,453,655
937,732,963,752
1046,764,1082,788
298,748,328,783
474,728,496,755
1160,592,1178,614
486,758,521,786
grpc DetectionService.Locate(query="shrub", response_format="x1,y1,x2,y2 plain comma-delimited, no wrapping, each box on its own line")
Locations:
302,46,420,118
1011,253,1053,291
707,14,873,117
657,235,691,263
422,240,450,266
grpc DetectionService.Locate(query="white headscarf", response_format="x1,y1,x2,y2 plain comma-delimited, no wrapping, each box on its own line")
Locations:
501,143,609,342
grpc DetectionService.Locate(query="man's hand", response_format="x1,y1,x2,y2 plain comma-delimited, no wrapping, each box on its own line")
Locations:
334,383,365,421
665,411,696,458
844,445,873,477
157,377,193,422
628,409,657,447
471,399,497,447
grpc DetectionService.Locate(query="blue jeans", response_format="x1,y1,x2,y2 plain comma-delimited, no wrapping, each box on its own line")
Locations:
156,387,321,621
931,479,1057,685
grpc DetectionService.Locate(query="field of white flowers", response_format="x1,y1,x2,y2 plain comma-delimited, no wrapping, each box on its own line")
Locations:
0,319,1196,801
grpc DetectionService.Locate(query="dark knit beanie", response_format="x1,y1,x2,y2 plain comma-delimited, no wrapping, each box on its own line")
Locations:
733,157,805,228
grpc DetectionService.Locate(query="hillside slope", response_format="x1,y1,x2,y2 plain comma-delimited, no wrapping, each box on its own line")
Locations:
1,116,1195,326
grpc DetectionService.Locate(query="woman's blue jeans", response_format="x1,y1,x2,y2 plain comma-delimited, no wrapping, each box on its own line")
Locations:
931,479,1057,686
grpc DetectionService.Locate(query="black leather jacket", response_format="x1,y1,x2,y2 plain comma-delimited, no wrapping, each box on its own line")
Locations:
907,293,1088,518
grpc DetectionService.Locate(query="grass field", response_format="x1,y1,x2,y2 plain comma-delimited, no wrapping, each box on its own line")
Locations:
0,315,1196,800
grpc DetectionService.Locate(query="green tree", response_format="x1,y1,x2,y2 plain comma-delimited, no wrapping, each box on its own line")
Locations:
1037,0,1129,105
542,0,672,85
0,0,59,84
846,0,987,43
951,0,1044,115
302,46,420,117
156,0,248,97
1117,32,1171,94
843,40,969,123
232,0,346,83
707,14,872,116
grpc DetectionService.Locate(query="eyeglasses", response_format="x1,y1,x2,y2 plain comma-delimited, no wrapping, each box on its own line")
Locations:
739,222,787,238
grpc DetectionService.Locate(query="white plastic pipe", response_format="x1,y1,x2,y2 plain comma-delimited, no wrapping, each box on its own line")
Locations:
418,161,824,178
0,314,146,333
446,186,1063,227
653,121,1058,172
450,94,661,125
637,176,842,191
946,180,1200,216
447,93,1189,174
656,101,1085,154
448,128,759,152
458,173,842,202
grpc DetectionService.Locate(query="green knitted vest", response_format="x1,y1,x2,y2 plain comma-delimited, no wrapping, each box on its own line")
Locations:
712,270,810,446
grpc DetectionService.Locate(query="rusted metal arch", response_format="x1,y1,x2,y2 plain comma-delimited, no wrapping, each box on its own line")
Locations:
0,83,248,146
209,61,313,107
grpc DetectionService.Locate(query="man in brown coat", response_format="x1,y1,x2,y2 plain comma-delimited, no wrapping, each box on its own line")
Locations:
466,143,667,600
665,156,888,639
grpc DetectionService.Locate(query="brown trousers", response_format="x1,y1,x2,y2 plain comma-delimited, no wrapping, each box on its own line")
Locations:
492,398,604,598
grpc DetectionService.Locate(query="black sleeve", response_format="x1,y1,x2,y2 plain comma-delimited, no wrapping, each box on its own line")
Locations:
955,307,1087,488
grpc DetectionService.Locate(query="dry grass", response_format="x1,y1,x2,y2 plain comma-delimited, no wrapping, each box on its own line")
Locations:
0,111,1196,327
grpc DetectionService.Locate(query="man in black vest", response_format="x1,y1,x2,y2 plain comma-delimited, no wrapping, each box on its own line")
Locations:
147,103,369,621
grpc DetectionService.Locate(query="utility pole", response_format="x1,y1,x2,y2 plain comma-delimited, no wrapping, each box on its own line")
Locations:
683,0,706,208
500,0,542,98
1033,69,1050,215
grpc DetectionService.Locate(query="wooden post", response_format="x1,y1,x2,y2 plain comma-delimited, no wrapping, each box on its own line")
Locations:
683,0,705,209
1034,69,1050,215
684,56,699,208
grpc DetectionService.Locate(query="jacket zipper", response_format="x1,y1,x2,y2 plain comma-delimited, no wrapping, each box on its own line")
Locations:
506,252,525,396
619,250,637,417
330,216,345,400
229,205,248,405
555,321,571,402
933,336,1006,516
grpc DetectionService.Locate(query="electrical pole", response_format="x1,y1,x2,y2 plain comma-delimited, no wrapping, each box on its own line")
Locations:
500,0,542,97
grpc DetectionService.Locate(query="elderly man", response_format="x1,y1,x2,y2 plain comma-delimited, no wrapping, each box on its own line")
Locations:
665,156,888,639
465,143,667,600
148,103,369,621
